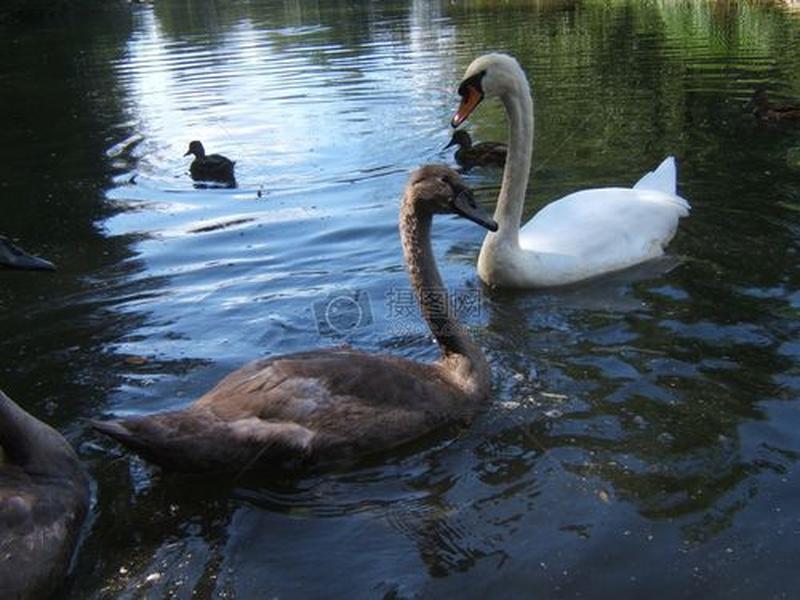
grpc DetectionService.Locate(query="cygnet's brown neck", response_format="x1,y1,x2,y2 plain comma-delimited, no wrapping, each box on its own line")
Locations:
399,193,491,397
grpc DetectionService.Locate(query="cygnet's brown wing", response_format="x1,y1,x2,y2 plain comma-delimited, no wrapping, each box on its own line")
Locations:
93,349,473,474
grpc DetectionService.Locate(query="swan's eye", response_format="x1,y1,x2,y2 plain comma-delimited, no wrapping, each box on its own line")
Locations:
457,71,486,97
441,176,462,194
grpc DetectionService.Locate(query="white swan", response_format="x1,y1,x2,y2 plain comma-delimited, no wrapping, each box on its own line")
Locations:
451,53,690,288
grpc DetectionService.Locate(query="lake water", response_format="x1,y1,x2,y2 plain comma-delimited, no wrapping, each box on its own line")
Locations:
1,0,800,597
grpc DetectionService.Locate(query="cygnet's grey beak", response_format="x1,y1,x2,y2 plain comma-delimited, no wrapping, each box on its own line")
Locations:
452,190,498,232
0,237,56,271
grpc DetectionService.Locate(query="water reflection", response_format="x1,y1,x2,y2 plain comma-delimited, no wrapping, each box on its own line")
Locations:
0,0,799,597
0,5,134,429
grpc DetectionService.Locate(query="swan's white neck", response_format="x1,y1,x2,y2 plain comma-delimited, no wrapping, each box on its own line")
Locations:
493,75,534,244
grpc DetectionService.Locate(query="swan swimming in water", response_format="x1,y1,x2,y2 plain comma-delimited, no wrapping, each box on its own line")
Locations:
0,390,89,599
92,166,497,474
452,53,691,288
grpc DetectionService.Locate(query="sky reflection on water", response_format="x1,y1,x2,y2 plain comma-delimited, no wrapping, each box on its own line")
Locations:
1,1,799,598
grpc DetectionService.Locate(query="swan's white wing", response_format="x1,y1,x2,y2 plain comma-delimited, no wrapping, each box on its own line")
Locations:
519,186,690,275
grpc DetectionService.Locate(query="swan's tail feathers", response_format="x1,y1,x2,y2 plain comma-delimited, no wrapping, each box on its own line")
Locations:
672,194,691,215
91,412,315,474
91,412,233,472
90,418,138,447
633,156,677,196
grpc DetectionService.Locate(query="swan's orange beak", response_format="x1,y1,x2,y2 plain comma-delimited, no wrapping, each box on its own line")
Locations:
451,86,483,128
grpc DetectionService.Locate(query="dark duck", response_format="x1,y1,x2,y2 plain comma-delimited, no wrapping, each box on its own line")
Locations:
745,87,800,122
184,140,236,184
0,390,90,599
92,166,497,475
445,130,507,168
0,235,55,271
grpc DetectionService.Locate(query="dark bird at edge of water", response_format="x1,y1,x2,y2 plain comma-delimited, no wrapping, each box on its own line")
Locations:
745,87,800,122
184,140,236,184
0,390,90,599
445,130,507,168
0,235,55,271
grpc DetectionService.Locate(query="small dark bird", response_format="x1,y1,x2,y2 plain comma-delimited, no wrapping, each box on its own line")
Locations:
184,140,236,184
445,130,507,168
745,87,800,121
0,390,90,599
92,165,497,475
0,235,55,271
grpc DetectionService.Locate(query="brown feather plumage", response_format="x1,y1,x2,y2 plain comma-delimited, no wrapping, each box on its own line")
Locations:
93,166,496,475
